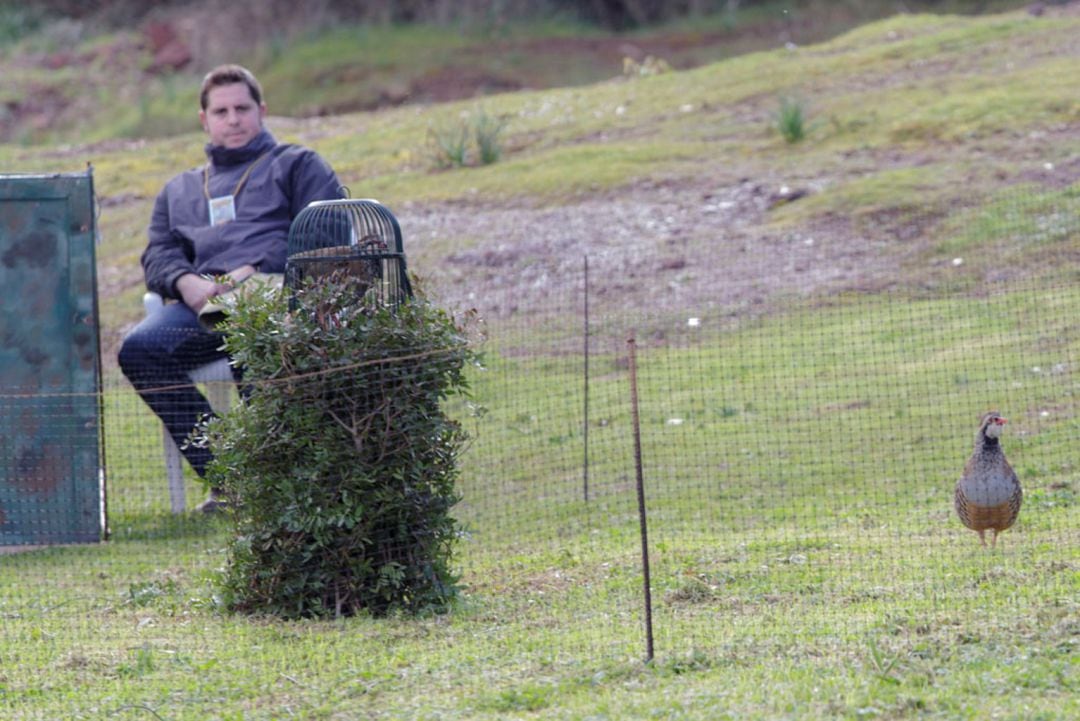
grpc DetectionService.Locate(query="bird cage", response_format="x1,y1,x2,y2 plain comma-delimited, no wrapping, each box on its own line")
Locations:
285,199,412,308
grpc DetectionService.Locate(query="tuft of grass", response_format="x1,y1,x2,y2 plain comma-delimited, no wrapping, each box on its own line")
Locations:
426,107,509,168
473,106,508,165
486,684,555,713
116,644,156,678
776,95,808,143
426,116,470,168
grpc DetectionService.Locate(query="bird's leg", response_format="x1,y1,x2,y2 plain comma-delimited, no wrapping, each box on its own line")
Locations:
991,530,999,549
978,530,987,547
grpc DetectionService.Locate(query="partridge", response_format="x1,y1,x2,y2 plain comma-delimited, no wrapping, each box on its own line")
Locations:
954,411,1022,548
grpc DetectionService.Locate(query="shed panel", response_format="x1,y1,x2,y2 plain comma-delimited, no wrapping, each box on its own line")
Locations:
0,172,103,545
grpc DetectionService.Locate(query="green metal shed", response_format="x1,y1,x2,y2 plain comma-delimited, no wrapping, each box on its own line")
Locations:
0,170,104,546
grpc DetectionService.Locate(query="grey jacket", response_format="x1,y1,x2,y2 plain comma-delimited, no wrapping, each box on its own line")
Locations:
142,129,343,299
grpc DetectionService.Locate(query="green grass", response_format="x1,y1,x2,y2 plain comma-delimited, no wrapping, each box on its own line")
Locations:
935,184,1080,256
776,96,808,144
7,280,1077,718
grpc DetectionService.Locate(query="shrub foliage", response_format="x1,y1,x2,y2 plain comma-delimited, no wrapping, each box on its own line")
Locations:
205,277,475,618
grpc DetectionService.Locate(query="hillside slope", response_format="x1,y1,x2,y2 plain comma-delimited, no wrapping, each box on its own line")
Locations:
0,1,1033,144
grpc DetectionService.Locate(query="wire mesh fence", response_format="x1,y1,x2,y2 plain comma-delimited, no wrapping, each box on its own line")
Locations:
1,184,1078,716
450,274,1077,661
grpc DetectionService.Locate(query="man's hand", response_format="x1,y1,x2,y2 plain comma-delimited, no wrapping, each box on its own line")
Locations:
227,264,257,285
175,265,258,312
175,273,230,313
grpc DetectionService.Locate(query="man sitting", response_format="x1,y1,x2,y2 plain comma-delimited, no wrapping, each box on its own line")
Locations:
119,64,344,512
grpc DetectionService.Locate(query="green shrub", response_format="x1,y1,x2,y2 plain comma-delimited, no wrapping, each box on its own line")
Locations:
204,275,477,618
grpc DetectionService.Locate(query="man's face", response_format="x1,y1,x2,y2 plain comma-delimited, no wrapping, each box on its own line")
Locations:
199,82,266,149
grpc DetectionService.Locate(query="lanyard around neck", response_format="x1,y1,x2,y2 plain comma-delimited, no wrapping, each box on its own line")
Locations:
203,151,271,201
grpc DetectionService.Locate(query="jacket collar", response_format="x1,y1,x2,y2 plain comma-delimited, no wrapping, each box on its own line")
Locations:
205,129,277,168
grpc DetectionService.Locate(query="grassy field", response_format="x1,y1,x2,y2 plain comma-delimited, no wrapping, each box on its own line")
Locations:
2,5,1080,720
3,279,1078,719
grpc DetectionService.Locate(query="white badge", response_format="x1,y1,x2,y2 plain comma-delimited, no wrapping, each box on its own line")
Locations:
208,194,236,226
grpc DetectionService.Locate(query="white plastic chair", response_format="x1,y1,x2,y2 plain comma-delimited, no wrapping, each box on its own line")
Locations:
142,292,234,513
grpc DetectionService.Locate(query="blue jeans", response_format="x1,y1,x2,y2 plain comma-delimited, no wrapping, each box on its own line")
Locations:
118,302,235,478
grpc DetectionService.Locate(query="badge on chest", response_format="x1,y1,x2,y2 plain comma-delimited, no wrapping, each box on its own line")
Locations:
204,151,270,227
208,194,237,226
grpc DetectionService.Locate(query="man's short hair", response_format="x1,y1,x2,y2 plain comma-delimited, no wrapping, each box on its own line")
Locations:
200,64,264,110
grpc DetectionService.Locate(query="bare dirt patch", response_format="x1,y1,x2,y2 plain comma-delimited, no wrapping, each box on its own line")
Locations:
397,173,930,334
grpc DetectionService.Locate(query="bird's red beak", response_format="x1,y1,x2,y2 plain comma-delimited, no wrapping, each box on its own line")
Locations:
994,417,1007,425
